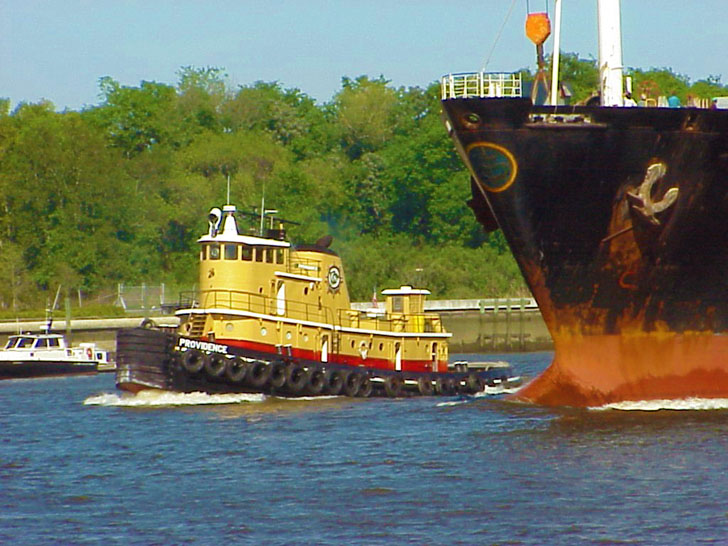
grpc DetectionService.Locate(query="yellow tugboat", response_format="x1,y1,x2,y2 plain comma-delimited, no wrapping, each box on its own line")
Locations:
116,203,518,397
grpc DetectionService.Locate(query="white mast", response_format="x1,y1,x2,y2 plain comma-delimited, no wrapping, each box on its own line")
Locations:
598,0,624,106
549,0,563,105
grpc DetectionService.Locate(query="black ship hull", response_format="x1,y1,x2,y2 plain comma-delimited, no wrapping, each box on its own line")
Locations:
442,98,728,406
115,328,517,398
0,361,98,380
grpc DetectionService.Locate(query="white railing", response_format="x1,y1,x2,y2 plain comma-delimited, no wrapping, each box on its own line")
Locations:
441,72,522,100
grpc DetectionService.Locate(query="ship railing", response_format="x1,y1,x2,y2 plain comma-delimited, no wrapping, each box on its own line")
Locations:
339,309,445,334
441,72,522,100
178,289,336,325
288,256,322,277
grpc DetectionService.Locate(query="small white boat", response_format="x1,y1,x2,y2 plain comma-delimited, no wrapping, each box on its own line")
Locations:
0,332,112,379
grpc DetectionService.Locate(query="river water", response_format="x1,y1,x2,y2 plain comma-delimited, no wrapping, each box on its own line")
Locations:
2,352,728,544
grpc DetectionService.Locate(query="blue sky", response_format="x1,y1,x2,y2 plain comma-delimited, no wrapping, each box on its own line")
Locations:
2,0,727,111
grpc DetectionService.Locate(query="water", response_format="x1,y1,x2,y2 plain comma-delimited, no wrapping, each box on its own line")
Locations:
2,352,728,544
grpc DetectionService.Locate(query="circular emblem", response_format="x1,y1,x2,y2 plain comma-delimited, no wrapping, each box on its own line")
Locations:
327,266,341,291
466,142,518,193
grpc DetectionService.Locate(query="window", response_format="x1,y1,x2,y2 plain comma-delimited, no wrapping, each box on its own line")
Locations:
200,246,207,260
255,248,263,262
265,248,273,263
241,245,253,261
276,249,285,264
209,244,221,260
392,296,403,313
224,244,237,260
48,338,60,348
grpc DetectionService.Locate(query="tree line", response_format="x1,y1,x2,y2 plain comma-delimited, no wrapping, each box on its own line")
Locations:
1,56,726,311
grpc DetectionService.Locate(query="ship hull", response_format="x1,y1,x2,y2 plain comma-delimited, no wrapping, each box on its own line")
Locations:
0,361,98,380
441,98,728,406
116,328,517,397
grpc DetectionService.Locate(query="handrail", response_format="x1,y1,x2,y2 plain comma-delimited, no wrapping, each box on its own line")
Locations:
441,72,522,100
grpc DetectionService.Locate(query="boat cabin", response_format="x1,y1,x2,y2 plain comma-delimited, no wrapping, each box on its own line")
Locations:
176,204,451,373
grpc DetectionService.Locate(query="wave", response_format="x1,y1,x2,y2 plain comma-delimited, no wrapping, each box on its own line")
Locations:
590,397,728,412
84,390,266,407
435,385,521,406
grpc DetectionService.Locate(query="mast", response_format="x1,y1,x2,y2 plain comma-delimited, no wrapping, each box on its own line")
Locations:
549,0,562,105
598,0,624,106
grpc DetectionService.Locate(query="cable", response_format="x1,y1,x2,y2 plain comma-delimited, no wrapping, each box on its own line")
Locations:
482,0,519,72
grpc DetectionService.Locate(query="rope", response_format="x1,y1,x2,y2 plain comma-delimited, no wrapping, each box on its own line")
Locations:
482,0,519,72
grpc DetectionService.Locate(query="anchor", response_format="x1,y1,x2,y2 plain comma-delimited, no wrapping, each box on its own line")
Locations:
627,163,679,225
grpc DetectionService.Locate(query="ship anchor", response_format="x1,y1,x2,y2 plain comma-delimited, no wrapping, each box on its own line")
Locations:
627,163,679,226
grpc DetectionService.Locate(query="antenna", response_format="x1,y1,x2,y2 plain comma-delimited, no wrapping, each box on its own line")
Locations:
226,173,231,205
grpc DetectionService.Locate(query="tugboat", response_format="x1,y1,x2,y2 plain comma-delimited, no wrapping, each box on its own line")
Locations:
0,330,110,379
115,203,519,397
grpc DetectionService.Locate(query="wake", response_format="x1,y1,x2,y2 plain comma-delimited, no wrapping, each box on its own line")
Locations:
84,390,266,407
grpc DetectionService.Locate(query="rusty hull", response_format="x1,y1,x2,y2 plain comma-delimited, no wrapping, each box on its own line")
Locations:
442,98,728,406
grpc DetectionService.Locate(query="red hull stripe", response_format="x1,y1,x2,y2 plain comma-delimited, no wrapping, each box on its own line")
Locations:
213,338,445,374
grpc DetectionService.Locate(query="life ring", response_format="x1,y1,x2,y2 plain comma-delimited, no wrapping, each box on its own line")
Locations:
182,350,205,373
466,373,486,393
417,376,434,396
343,372,361,397
306,369,326,395
225,357,247,383
247,361,271,388
357,374,373,398
325,370,344,395
205,354,227,378
384,375,404,398
269,361,287,389
285,365,309,394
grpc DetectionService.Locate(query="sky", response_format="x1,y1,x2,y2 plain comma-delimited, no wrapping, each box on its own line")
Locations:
3,0,728,111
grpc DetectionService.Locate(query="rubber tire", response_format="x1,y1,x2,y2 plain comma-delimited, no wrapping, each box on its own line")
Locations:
435,376,455,395
384,375,404,398
466,373,485,393
205,354,227,378
225,357,247,383
343,372,361,397
357,375,373,398
269,362,287,389
325,370,344,395
182,350,205,374
306,369,326,395
285,365,309,394
247,361,271,388
417,376,434,396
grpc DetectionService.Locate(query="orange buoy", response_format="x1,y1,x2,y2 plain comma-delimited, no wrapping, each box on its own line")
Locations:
525,12,551,45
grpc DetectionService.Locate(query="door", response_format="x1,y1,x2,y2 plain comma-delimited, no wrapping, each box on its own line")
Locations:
276,281,285,315
395,342,402,371
321,335,329,363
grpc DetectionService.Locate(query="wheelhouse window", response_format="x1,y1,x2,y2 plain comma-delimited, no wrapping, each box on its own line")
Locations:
224,244,238,260
265,248,274,263
209,244,221,260
200,246,207,260
255,247,264,262
48,338,60,348
276,249,285,264
392,296,403,313
241,245,253,261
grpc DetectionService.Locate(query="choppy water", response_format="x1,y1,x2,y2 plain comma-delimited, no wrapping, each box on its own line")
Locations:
3,352,728,545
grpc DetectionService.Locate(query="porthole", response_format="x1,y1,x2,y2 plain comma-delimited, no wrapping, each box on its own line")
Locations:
261,327,267,336
463,112,481,128
286,331,292,340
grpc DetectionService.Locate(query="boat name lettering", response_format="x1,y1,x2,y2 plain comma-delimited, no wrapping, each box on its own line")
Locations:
178,338,229,354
